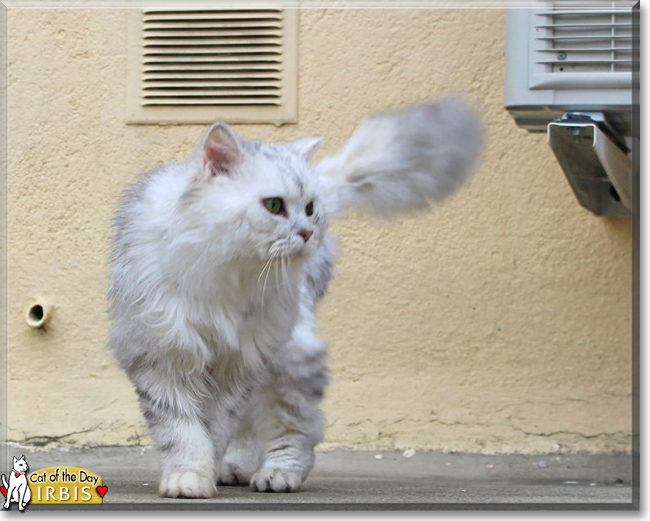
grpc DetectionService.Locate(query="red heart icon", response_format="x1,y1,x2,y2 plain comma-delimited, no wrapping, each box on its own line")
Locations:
96,485,108,498
1,485,6,497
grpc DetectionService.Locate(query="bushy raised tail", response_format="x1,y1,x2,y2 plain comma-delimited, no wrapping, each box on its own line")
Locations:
316,97,484,217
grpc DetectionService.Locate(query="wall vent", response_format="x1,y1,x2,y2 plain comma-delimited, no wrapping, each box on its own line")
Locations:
505,0,637,218
533,4,633,74
127,9,298,125
505,0,635,134
527,1,635,91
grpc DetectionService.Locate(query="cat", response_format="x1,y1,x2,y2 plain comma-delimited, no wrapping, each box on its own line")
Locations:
108,98,484,498
2,456,32,510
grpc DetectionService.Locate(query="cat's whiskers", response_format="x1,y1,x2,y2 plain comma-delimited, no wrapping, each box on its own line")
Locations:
274,254,280,291
256,256,274,288
275,255,283,301
254,255,274,314
260,253,276,304
277,254,292,299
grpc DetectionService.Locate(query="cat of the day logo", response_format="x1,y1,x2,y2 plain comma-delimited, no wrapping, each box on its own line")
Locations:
1,456,107,509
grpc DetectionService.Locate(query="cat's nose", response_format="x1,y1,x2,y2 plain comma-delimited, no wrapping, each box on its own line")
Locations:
299,229,313,243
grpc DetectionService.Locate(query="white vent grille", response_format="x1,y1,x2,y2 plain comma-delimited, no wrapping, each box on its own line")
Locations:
505,2,636,134
533,2,636,74
127,9,298,124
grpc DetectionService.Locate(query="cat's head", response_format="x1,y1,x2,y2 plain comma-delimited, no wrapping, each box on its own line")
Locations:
185,123,326,266
13,456,28,473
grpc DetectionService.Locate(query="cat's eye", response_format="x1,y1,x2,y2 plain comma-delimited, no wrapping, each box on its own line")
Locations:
305,201,314,216
263,197,285,215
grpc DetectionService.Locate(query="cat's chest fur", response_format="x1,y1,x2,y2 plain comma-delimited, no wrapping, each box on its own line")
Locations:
190,259,303,366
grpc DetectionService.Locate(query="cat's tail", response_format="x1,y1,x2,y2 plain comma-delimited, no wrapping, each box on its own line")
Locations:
1,474,7,489
315,97,484,218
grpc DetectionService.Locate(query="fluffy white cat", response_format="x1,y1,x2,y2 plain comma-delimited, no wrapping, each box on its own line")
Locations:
108,98,484,498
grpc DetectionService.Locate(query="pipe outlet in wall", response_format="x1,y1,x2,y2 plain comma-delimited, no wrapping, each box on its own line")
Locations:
25,299,52,329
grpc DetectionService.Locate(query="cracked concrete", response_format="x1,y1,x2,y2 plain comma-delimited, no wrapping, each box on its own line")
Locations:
4,445,635,510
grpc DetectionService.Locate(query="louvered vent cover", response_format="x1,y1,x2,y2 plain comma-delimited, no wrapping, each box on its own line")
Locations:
528,1,636,89
504,2,636,134
533,1,635,74
127,9,298,124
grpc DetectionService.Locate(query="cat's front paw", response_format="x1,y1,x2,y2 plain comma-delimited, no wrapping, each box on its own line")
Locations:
159,471,217,498
250,467,302,493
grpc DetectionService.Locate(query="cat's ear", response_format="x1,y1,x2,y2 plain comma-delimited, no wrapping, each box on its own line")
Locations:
13,456,17,465
287,137,323,161
201,123,244,178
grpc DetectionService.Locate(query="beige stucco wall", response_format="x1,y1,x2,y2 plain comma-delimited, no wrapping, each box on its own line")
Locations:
6,7,632,454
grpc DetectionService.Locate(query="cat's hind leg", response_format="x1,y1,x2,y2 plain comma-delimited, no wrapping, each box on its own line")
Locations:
249,319,328,493
217,416,262,486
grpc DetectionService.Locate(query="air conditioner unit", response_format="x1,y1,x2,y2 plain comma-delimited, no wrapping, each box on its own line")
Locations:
504,1,638,217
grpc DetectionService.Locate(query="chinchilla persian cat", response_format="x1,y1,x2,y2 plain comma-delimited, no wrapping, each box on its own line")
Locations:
108,98,484,498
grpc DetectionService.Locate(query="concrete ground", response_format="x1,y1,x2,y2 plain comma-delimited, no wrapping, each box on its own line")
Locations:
4,444,635,510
